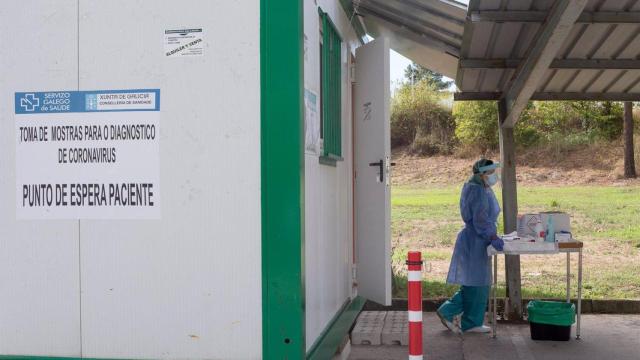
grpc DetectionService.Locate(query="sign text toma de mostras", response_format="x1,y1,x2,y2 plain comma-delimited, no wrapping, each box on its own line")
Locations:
15,89,160,219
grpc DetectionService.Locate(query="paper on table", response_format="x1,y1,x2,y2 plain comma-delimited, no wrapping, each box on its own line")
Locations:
487,239,558,256
501,231,520,242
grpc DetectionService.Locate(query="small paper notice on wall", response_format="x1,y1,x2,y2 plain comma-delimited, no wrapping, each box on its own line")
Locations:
165,28,204,57
304,89,320,155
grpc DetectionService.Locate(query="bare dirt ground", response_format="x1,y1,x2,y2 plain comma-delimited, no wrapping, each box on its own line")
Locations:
392,139,640,187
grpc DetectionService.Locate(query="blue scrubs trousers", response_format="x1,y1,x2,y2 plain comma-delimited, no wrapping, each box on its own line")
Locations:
437,285,490,331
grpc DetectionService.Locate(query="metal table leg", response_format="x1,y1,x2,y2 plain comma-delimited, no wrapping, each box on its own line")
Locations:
492,254,497,338
577,248,583,339
566,252,571,302
490,256,493,328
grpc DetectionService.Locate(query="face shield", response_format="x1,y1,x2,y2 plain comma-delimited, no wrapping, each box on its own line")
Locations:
479,163,501,186
478,163,500,174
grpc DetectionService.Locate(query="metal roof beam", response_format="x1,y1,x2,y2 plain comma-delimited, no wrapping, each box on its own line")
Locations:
460,59,521,69
454,0,478,92
395,0,466,27
362,0,463,42
454,92,640,101
454,92,502,101
501,0,588,127
438,0,468,12
460,58,640,70
357,6,461,56
339,0,367,44
471,10,640,24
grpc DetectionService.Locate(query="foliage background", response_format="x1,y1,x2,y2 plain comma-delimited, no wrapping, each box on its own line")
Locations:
392,64,635,157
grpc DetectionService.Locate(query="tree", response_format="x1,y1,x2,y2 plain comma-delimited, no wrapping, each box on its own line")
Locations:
404,63,452,91
623,102,637,178
452,101,499,152
570,101,623,140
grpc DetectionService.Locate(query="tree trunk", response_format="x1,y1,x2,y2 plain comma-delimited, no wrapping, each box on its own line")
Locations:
623,102,637,178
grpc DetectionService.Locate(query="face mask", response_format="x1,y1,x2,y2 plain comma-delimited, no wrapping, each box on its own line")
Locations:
485,173,498,187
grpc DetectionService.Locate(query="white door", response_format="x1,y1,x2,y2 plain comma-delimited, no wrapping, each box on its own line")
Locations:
354,37,391,306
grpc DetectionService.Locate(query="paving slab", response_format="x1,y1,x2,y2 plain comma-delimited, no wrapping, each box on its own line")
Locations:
349,313,640,360
381,311,409,345
351,311,387,345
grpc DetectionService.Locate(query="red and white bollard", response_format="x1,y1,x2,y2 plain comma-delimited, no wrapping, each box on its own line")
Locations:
407,251,423,360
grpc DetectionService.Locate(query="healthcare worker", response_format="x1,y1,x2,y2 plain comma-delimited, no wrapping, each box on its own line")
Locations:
437,158,504,334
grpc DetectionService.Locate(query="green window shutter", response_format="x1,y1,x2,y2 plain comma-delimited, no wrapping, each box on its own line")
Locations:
320,9,342,160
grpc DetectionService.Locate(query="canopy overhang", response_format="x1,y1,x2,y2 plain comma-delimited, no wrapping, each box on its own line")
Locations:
354,0,466,79
353,0,640,125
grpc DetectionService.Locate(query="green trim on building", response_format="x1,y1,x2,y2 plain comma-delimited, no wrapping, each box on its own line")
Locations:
306,296,366,360
319,8,343,160
261,0,306,359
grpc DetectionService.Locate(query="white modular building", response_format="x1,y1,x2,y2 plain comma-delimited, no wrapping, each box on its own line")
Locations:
0,0,469,359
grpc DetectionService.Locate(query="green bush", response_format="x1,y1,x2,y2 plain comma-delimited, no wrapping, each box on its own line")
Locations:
585,101,623,140
529,101,577,135
515,124,541,148
391,80,456,154
453,100,498,152
392,72,628,155
528,101,623,142
390,96,417,148
514,102,541,148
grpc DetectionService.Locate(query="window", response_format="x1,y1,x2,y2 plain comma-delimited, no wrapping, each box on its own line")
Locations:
319,9,343,161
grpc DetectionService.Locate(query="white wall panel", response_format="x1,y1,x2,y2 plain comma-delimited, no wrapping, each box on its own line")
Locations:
77,1,261,359
0,1,81,356
304,0,360,350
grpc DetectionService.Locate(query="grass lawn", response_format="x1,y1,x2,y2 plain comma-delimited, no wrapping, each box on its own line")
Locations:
391,185,640,300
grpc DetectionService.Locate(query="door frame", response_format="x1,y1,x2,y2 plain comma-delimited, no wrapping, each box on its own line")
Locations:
350,52,357,298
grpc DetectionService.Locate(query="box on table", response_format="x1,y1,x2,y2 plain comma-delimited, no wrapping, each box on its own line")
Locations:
540,211,571,233
517,213,541,237
518,212,572,241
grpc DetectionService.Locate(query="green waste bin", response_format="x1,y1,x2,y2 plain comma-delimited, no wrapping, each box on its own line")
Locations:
527,301,575,341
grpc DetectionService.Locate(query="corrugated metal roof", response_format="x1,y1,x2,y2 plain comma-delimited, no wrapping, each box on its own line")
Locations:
355,0,467,78
355,0,640,100
456,0,640,100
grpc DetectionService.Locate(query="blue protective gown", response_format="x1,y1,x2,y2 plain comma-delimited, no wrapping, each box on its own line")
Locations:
446,181,501,287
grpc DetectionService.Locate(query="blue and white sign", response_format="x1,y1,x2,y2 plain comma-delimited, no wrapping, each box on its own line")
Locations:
15,89,161,219
15,89,160,114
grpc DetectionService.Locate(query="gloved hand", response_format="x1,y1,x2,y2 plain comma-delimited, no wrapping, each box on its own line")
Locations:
491,237,504,251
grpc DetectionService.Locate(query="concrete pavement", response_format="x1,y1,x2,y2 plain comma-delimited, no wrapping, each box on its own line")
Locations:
348,313,640,360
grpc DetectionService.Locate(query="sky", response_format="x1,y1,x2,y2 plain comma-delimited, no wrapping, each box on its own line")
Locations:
390,49,456,92
390,49,413,89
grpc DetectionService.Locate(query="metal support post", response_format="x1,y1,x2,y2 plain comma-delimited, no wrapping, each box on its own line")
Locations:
492,254,498,338
498,100,522,320
566,252,571,302
577,248,583,339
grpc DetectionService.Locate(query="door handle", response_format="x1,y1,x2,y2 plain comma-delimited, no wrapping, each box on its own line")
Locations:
369,160,383,182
